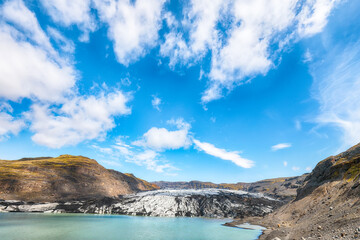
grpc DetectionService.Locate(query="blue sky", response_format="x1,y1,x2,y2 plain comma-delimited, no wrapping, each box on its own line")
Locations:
1,0,360,183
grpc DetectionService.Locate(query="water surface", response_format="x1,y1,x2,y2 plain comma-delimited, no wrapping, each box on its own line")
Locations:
0,213,261,240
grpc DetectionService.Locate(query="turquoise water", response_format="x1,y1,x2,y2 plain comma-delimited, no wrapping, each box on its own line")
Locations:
0,213,261,240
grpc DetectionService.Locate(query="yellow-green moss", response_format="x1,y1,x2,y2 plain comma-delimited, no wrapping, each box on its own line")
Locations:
0,155,98,181
344,163,360,182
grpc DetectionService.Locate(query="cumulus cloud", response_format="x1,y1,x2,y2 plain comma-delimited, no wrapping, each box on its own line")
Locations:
132,118,192,151
159,0,340,102
133,119,254,168
0,103,25,140
271,143,292,151
14,0,339,105
0,0,138,149
0,0,76,102
94,0,166,65
151,95,161,111
1,0,53,52
6,0,339,106
0,29,75,102
93,118,254,171
193,139,254,168
28,91,132,148
39,0,95,41
204,0,298,102
94,138,178,173
297,0,339,37
160,0,225,67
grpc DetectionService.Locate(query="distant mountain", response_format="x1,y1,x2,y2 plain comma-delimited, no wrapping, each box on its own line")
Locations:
232,143,360,240
153,174,308,201
0,155,159,202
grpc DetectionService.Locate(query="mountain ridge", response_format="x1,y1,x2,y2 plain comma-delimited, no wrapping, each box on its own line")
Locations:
0,154,158,202
230,143,360,240
153,174,308,201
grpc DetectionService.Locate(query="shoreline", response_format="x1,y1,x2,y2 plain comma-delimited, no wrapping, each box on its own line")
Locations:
0,200,276,239
0,212,263,240
1,211,265,237
223,219,268,240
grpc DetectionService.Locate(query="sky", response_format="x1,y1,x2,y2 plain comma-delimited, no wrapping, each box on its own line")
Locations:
1,0,360,183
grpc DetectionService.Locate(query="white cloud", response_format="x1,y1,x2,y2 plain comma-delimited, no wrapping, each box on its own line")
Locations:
94,0,166,65
297,0,339,37
39,0,95,41
130,150,175,173
0,28,75,102
47,27,75,53
305,166,312,172
93,138,178,173
292,166,300,171
158,0,340,103
0,0,137,148
92,144,114,155
1,0,53,52
193,139,254,168
120,77,132,86
0,103,25,140
100,160,122,168
312,40,360,148
28,91,132,148
160,0,225,66
133,118,192,151
0,0,76,102
271,143,292,151
283,161,288,167
118,138,178,173
303,49,313,63
112,138,134,156
204,0,298,102
94,119,254,171
151,95,161,111
132,119,254,168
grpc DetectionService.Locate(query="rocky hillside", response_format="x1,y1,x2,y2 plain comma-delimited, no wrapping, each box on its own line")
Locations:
154,174,307,201
231,143,360,240
0,155,158,202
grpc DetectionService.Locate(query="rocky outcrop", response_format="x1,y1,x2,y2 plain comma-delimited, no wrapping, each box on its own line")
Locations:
0,155,158,202
153,174,308,201
296,143,360,200
0,189,281,218
230,143,360,240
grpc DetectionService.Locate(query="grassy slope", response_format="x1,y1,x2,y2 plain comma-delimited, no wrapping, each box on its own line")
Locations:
0,155,158,202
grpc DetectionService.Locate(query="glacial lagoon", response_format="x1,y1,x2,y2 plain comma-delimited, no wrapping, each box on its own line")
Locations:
0,213,262,240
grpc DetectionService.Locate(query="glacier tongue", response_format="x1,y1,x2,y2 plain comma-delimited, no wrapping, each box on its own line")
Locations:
126,188,276,200
0,189,281,218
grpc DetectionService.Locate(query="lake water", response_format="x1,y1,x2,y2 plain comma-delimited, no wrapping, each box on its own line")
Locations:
0,213,261,240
